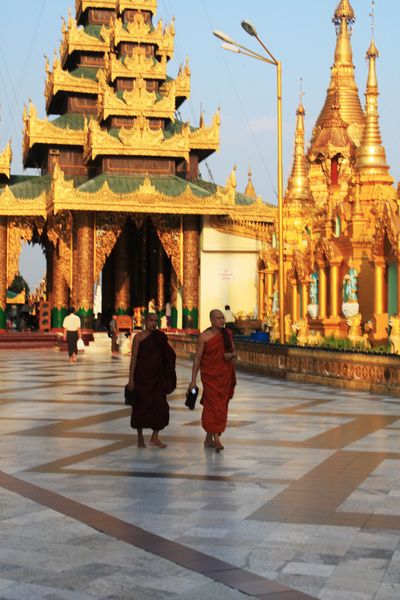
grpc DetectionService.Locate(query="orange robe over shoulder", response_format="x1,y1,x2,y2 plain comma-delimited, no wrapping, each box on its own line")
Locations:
200,331,236,434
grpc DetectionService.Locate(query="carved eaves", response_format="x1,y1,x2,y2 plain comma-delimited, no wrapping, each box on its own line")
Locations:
45,56,99,111
113,16,175,59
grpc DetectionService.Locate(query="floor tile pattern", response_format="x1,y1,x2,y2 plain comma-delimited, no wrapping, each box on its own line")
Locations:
0,350,400,599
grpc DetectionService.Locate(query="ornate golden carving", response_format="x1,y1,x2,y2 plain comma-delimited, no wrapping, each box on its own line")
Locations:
0,217,7,311
151,215,181,281
118,0,157,13
0,184,46,217
83,115,191,162
73,211,95,310
76,0,115,17
60,11,109,67
107,49,167,82
189,108,220,152
183,215,199,309
23,102,85,164
7,217,45,287
47,211,73,299
95,212,126,280
114,226,131,311
113,15,175,59
0,142,12,180
45,54,99,111
97,74,176,121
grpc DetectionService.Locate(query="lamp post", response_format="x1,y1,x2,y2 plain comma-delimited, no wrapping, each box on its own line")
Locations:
214,22,285,344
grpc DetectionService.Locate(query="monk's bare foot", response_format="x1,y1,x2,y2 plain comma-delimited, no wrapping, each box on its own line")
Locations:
204,433,215,448
137,439,146,448
150,438,167,448
214,434,224,451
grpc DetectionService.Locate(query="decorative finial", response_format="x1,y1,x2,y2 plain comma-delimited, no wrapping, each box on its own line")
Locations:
369,0,375,39
298,78,305,115
333,0,355,28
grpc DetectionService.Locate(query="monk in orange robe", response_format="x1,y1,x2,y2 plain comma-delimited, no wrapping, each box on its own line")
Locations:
190,309,236,451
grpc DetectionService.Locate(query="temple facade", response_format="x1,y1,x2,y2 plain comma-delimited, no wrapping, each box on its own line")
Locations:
0,0,273,333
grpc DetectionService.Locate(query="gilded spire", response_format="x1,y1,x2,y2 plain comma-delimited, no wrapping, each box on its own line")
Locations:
245,167,257,199
285,100,312,204
310,0,364,152
355,35,391,179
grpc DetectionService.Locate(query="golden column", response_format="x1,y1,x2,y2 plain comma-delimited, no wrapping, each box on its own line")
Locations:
291,280,299,322
114,226,131,315
266,269,274,315
138,223,147,308
329,263,340,318
156,237,165,314
319,266,327,318
397,263,400,317
373,259,387,341
374,261,385,314
258,269,266,321
183,215,199,329
0,217,7,330
301,281,308,318
73,211,95,330
51,241,70,330
102,254,114,316
170,267,178,328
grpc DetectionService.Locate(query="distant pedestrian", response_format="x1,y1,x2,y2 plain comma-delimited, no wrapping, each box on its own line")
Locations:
127,313,176,448
109,314,119,356
62,307,82,364
165,300,171,328
223,305,235,331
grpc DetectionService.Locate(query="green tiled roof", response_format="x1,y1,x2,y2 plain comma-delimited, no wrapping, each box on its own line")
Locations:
194,178,275,208
51,113,85,130
5,175,51,199
70,67,98,81
77,174,214,198
84,24,106,40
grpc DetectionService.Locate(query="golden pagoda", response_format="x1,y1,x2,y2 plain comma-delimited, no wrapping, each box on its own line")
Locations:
0,0,272,332
275,0,400,344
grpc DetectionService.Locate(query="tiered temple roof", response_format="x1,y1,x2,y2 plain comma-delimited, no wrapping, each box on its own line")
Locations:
23,0,222,183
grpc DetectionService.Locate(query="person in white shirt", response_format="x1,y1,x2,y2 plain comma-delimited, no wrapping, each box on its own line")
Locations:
62,307,82,364
223,305,235,331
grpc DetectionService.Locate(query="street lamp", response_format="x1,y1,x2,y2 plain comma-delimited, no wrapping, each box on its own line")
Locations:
213,22,285,344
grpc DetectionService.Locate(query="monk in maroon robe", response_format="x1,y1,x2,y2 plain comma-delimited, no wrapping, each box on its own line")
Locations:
190,309,236,451
127,313,176,448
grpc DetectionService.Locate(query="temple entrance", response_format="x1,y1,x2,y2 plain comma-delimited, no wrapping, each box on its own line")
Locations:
101,217,176,329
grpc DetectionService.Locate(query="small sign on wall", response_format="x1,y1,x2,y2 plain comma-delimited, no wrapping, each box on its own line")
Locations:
218,269,234,280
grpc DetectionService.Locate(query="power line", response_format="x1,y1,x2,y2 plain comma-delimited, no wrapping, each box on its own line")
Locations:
200,0,277,198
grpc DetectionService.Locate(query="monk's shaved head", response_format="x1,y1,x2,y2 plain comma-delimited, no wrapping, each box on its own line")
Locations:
209,309,225,329
209,309,223,320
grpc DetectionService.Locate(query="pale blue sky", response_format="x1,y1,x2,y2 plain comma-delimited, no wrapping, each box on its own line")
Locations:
1,1,400,288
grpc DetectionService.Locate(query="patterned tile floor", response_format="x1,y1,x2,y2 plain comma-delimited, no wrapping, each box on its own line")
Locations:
0,349,400,599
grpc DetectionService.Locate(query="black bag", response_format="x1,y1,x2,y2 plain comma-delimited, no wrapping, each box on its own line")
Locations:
124,385,139,407
185,386,199,410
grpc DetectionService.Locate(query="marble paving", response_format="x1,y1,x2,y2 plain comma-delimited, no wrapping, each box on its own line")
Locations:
0,349,400,599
